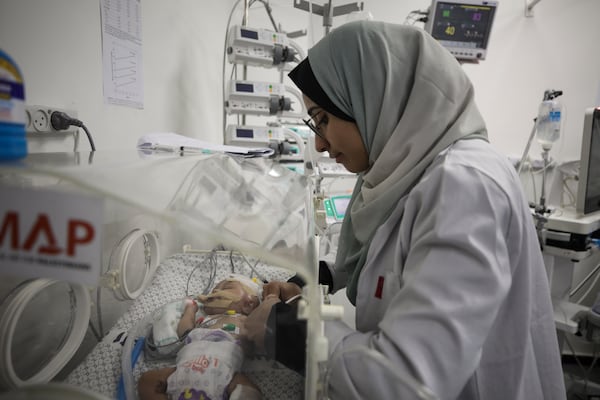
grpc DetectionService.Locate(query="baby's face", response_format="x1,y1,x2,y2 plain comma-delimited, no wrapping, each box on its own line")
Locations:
200,280,257,315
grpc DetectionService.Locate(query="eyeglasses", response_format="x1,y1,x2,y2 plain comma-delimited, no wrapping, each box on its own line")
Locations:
302,109,326,140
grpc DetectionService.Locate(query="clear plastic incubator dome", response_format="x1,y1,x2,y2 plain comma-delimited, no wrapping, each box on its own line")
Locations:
0,150,436,400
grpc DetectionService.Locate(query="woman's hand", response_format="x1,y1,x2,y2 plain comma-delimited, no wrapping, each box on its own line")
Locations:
240,281,302,354
262,281,302,302
239,294,281,354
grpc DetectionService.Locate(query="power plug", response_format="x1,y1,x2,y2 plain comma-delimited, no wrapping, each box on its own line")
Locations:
25,105,78,135
50,111,83,130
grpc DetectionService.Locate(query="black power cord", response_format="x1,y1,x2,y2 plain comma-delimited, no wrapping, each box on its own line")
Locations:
50,111,96,151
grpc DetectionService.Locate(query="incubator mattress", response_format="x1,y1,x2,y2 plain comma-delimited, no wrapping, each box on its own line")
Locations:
66,252,304,399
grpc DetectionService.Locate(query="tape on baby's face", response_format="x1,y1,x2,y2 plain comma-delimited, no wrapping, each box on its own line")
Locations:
226,279,257,297
197,289,241,309
225,275,263,298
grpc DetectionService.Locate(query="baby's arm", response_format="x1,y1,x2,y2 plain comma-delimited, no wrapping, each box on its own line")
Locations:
176,299,198,338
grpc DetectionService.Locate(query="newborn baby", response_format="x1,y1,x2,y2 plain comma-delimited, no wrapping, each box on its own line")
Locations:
138,274,263,400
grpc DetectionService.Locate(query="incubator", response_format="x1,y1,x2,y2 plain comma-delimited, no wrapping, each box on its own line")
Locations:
0,149,434,399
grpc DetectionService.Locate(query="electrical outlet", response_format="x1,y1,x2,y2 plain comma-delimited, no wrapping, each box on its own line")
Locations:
25,105,79,135
31,109,49,132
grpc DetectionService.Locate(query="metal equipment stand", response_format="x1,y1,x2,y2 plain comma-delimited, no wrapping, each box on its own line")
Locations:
293,0,363,34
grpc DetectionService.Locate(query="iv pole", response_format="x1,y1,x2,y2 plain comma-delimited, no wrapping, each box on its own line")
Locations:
293,0,364,34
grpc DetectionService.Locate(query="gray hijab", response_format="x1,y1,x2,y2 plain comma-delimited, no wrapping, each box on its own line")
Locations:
306,21,488,304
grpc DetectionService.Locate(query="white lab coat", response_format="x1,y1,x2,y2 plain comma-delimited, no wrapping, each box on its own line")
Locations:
325,139,566,400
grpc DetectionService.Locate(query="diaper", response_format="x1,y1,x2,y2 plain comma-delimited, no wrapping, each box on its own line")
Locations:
166,328,243,400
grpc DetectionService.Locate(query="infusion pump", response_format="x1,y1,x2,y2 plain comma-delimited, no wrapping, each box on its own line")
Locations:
225,80,292,116
227,25,297,68
225,125,286,146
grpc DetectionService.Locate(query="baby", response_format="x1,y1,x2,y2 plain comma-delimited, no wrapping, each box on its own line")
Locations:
138,274,263,400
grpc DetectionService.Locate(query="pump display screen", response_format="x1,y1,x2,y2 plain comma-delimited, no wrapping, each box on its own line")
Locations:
235,83,254,93
236,128,254,139
240,28,259,40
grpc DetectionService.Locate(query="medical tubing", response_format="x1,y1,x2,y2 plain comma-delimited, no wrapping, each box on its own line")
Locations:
209,251,218,291
563,334,589,382
284,127,305,160
117,337,145,400
121,311,155,400
288,38,306,62
238,251,268,283
323,347,438,400
185,250,218,297
528,156,555,205
316,223,336,254
539,150,549,209
570,260,600,303
284,85,307,118
302,135,318,175
229,250,237,273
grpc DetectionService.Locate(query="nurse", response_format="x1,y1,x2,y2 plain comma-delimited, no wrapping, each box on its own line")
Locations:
241,20,566,399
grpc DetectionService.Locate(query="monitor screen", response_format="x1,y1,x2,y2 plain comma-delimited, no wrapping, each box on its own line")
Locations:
577,107,600,215
331,196,351,219
424,0,498,61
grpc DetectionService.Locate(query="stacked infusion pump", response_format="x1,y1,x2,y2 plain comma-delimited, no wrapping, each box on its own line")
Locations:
225,25,303,157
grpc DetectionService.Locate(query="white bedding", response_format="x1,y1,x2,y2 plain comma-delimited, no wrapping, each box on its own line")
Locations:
66,252,304,399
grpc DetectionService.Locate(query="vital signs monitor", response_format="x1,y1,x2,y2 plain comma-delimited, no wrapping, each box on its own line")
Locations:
424,0,498,61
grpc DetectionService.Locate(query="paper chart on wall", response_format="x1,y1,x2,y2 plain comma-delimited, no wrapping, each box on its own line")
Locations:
100,0,144,109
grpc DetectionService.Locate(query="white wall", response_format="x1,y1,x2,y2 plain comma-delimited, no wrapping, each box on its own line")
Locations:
0,0,238,152
2,0,599,161
362,0,600,164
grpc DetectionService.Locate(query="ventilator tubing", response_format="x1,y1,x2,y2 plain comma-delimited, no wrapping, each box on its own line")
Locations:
122,311,155,400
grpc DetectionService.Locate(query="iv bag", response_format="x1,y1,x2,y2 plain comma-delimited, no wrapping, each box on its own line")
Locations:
536,98,562,150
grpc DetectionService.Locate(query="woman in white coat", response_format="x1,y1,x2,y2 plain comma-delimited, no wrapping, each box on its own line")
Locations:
242,20,566,400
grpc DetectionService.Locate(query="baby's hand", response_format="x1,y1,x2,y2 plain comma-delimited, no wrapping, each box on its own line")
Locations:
184,298,198,313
